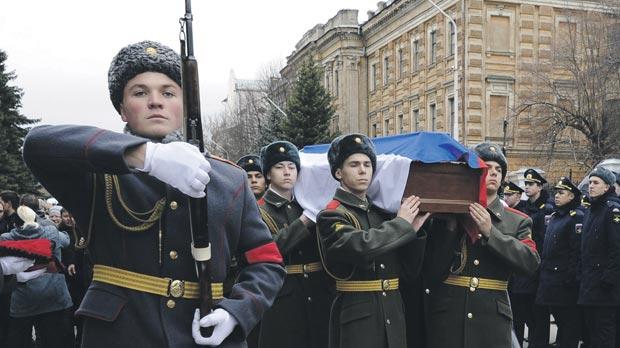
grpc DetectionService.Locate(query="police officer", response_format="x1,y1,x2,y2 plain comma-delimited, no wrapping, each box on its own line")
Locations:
237,155,266,200
579,166,620,348
536,177,583,348
503,181,524,208
422,142,540,348
257,141,332,348
316,133,428,348
23,41,285,348
511,168,552,348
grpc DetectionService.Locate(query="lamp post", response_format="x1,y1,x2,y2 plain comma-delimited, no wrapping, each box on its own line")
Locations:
427,0,459,141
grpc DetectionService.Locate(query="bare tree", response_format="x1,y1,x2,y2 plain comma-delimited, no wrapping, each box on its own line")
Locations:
514,4,620,168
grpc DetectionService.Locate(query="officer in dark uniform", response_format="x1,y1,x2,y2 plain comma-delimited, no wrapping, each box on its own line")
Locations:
316,133,429,348
237,155,266,200
536,177,583,348
422,142,540,348
503,181,524,208
511,168,552,348
22,41,285,348
578,166,620,348
256,141,332,348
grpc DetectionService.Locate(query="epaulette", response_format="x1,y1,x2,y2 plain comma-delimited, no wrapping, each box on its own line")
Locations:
606,200,620,211
539,203,545,209
569,210,576,216
257,197,266,206
505,206,529,219
326,200,341,210
210,155,241,169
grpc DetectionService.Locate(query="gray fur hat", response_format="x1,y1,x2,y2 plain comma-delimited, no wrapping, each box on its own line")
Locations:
260,141,300,176
589,166,615,186
472,142,508,181
108,40,182,113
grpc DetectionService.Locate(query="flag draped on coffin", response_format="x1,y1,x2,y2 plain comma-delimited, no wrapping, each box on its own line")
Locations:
295,131,486,221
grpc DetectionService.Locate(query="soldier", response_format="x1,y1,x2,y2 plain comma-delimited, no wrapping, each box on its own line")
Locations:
511,168,552,348
503,181,524,208
256,141,332,348
578,166,620,348
422,142,540,348
316,133,429,348
237,155,266,200
535,177,583,348
22,41,285,348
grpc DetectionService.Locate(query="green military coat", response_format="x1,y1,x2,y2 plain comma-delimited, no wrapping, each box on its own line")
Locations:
257,189,333,348
317,188,427,348
422,197,541,348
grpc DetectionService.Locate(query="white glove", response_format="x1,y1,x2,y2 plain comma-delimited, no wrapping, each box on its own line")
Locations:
0,256,35,275
139,142,211,198
192,308,238,346
16,268,46,282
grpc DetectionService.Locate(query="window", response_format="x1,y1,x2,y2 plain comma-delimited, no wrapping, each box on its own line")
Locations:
411,39,420,71
489,15,510,52
372,123,378,137
397,114,404,134
335,70,339,96
384,118,390,136
489,95,508,137
447,97,455,135
383,56,390,86
412,109,420,131
429,30,437,64
429,103,436,130
448,22,455,56
398,48,404,79
370,64,377,91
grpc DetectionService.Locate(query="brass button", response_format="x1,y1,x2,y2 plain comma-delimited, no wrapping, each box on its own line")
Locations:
169,250,178,260
382,291,387,297
467,313,473,319
170,201,178,210
473,259,480,266
166,299,176,309
477,233,482,239
469,287,476,292
380,264,386,270
307,297,312,302
287,205,291,209
386,319,391,325
425,289,430,294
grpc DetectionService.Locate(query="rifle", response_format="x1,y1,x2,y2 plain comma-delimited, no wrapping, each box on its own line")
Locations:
179,0,213,337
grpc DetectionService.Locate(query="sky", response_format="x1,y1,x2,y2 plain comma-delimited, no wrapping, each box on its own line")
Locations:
1,0,380,132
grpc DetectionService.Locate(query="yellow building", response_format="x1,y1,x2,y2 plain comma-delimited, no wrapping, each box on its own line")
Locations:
282,0,608,181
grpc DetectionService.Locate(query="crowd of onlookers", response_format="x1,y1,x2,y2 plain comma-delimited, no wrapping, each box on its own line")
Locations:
0,190,91,348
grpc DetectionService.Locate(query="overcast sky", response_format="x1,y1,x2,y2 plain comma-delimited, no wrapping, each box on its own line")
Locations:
1,0,378,132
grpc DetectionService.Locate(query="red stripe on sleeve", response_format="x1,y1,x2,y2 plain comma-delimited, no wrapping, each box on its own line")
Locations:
520,238,537,253
244,242,283,264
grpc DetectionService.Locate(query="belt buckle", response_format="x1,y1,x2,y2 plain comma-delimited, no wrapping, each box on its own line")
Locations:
302,264,309,273
382,279,391,291
469,277,479,289
168,279,185,298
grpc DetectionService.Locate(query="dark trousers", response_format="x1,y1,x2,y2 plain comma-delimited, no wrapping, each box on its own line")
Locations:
511,293,536,346
6,309,74,348
583,306,616,348
550,306,581,348
531,303,550,348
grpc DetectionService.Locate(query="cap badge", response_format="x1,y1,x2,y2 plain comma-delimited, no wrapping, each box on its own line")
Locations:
279,147,285,153
527,174,532,179
490,146,496,152
558,180,562,185
145,47,158,56
354,137,362,144
248,159,254,164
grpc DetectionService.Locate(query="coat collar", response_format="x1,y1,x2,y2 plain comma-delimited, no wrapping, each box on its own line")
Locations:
263,188,291,208
487,196,505,221
334,187,370,211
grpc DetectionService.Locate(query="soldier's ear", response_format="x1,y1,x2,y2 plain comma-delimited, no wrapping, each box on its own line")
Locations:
335,168,343,181
119,103,128,122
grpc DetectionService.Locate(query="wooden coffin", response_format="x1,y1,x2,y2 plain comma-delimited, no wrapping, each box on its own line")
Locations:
402,162,484,213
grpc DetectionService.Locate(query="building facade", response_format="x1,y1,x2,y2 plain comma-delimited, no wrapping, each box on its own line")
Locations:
282,0,608,180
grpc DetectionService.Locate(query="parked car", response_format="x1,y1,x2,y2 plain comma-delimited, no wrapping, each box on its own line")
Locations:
577,158,620,194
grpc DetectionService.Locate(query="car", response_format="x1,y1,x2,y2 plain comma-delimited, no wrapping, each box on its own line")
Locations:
577,158,620,194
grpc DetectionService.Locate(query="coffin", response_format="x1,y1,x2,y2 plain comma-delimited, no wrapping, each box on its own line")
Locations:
402,161,484,213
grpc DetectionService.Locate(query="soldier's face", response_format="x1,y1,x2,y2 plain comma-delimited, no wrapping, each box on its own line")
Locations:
504,192,521,208
336,153,373,196
483,161,502,194
267,161,298,192
247,171,266,197
588,176,609,198
120,72,183,139
554,189,574,207
524,182,542,197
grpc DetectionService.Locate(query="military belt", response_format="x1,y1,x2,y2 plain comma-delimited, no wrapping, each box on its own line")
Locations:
443,275,508,291
285,262,323,275
336,278,399,292
92,264,224,300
